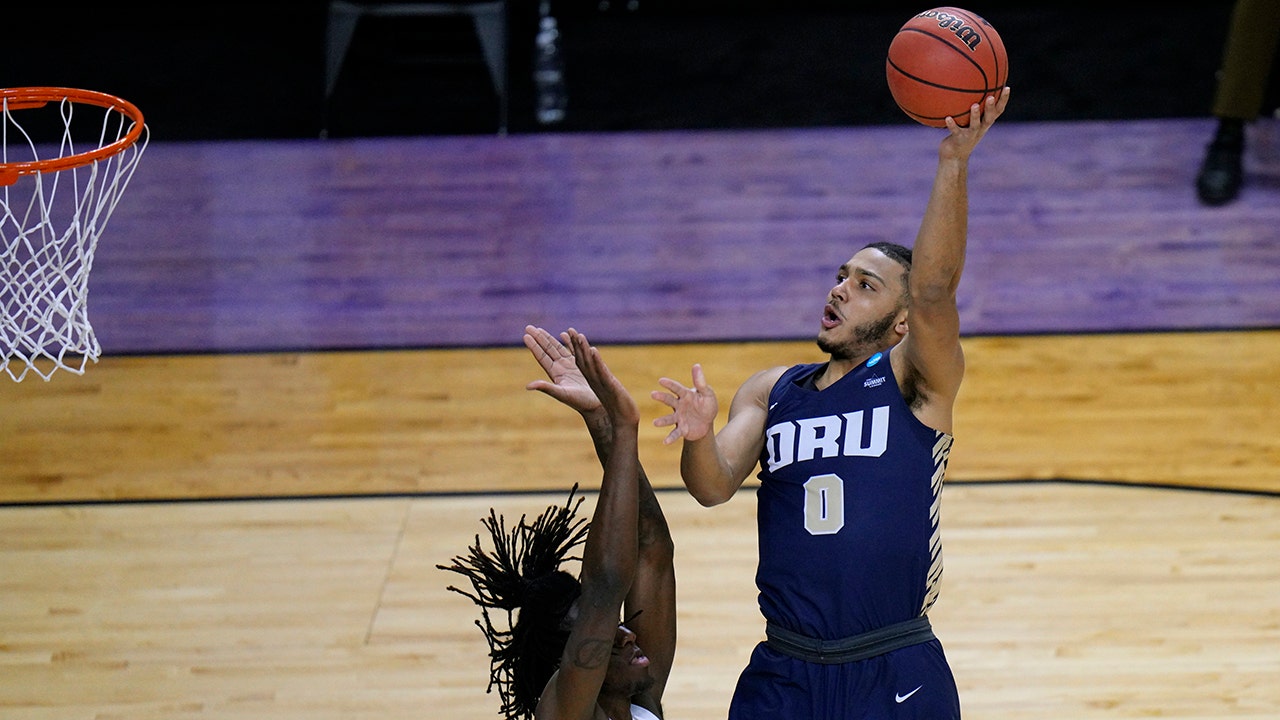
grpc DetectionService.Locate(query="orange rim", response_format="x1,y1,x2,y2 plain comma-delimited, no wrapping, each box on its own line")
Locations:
0,87,146,182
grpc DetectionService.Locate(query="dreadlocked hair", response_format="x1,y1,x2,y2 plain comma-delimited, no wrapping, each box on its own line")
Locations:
438,484,590,720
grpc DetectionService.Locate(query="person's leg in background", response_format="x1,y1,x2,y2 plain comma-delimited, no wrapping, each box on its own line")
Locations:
1196,0,1280,206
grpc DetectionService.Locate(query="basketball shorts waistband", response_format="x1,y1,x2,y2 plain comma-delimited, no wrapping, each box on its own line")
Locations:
764,616,935,664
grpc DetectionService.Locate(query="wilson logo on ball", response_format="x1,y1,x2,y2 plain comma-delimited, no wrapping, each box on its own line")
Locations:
885,6,1009,128
916,8,985,50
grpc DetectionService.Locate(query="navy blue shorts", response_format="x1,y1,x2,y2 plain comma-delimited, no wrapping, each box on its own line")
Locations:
727,638,960,719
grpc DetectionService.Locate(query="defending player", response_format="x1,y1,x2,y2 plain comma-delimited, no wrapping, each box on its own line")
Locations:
441,327,675,720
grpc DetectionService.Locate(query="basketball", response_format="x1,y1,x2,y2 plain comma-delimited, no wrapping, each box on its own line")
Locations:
886,7,1008,128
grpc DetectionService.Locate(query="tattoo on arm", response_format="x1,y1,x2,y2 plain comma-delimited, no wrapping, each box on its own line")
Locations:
584,413,613,466
569,637,613,669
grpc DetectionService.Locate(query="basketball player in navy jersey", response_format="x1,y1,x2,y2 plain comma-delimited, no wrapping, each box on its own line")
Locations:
652,87,1010,719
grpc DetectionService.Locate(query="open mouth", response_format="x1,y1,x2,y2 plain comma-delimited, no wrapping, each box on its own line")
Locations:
821,303,841,329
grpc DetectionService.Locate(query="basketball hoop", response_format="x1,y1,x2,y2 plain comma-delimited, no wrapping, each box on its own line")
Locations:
1,87,148,381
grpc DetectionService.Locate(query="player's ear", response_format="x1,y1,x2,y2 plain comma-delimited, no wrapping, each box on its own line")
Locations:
895,310,909,337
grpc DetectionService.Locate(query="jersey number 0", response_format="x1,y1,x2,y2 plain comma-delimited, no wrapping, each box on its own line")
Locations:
803,474,845,535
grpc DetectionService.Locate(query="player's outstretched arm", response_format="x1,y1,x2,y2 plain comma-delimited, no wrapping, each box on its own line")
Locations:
653,364,781,506
537,329,640,720
898,87,1009,434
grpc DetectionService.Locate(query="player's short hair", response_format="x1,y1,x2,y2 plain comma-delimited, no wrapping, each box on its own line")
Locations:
864,241,913,303
864,240,912,270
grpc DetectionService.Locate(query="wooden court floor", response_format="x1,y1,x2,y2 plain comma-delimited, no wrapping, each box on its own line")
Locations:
2,115,1279,718
2,329,1277,503
1,330,1278,719
1,482,1277,719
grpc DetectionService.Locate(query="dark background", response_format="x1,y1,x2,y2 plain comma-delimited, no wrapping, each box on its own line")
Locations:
4,1,1267,140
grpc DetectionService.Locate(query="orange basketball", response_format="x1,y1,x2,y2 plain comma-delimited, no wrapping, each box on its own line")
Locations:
886,7,1008,128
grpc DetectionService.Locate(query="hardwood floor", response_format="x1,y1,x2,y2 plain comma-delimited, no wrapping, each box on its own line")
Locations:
76,117,1280,355
2,483,1277,719
2,117,1278,718
2,329,1277,503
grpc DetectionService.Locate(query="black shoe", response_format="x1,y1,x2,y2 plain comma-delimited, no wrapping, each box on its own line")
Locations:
1196,142,1243,206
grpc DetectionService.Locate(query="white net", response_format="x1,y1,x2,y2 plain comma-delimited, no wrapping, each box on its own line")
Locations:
1,90,148,381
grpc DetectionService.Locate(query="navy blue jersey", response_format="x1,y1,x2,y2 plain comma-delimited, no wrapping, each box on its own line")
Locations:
754,348,953,640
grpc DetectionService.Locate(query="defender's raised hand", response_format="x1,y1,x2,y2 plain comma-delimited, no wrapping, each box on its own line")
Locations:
566,329,638,429
524,324,602,416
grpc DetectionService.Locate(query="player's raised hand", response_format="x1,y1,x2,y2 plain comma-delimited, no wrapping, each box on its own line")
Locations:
652,363,718,445
523,324,602,415
942,86,1010,159
566,329,638,428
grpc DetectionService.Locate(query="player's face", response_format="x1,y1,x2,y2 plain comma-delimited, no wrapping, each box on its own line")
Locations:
602,624,653,695
817,248,908,361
